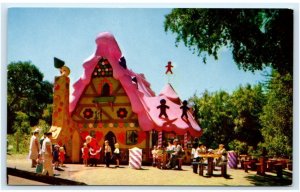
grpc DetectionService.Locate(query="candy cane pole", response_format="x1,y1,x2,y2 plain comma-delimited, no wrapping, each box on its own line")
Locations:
158,131,162,147
184,133,188,149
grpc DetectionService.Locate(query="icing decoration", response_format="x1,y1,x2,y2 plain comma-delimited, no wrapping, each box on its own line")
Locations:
157,99,169,118
117,108,128,119
119,56,127,69
180,100,190,119
83,108,94,119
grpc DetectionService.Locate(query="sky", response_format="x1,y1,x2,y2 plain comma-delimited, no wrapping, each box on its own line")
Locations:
7,8,271,100
2,3,300,191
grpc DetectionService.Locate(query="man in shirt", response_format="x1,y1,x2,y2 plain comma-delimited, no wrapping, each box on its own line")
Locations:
29,128,40,168
41,132,53,176
167,139,183,169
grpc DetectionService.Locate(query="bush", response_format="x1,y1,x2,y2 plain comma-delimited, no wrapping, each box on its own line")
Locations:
7,133,31,154
228,140,248,155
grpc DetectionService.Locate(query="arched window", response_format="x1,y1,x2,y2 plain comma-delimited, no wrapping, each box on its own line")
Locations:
101,83,110,97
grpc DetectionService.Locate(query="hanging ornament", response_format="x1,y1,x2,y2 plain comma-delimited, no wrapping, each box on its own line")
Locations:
165,61,173,74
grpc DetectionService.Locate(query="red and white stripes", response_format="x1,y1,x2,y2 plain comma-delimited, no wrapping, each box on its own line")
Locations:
129,147,142,169
227,151,237,169
184,133,188,149
158,131,162,147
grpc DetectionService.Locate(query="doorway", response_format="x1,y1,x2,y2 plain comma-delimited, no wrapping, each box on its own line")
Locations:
104,131,117,152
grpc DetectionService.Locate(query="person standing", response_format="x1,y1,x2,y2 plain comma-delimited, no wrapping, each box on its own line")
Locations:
39,133,46,149
52,145,60,170
29,128,40,168
191,143,200,162
104,140,112,167
41,132,53,176
85,135,101,166
59,146,66,167
151,145,157,167
81,143,89,167
113,143,121,168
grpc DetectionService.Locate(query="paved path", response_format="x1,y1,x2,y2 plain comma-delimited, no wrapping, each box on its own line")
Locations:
6,154,292,186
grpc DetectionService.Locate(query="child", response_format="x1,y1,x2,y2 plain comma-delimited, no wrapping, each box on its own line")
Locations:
53,145,60,169
81,143,89,167
35,155,43,174
59,146,65,167
104,140,112,167
113,143,121,168
151,145,157,167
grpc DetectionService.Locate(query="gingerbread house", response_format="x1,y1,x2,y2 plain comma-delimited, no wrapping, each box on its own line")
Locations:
50,32,202,163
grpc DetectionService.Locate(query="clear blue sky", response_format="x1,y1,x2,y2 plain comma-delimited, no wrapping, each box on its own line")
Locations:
7,8,270,100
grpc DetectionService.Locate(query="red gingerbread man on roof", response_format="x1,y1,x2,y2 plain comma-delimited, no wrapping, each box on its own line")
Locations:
165,61,174,74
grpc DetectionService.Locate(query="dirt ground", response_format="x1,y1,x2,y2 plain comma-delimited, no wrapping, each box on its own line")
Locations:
5,154,293,187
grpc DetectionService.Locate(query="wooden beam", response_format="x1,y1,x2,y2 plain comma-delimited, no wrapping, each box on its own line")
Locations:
7,167,87,185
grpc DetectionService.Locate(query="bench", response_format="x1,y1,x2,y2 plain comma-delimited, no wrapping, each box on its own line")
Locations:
256,157,267,175
215,161,228,177
191,161,199,174
256,163,265,175
198,162,208,176
220,162,227,177
243,161,252,173
177,158,183,170
274,163,283,178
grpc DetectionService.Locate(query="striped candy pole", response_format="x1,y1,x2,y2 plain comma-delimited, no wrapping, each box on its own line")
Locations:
129,147,143,169
184,133,188,149
158,131,162,147
227,151,238,169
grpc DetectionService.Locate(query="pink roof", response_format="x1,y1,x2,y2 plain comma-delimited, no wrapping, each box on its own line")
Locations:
70,32,202,137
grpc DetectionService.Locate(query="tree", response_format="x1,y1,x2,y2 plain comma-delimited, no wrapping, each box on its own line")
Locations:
7,61,53,134
12,112,30,152
260,70,292,157
190,90,235,149
231,84,266,148
164,9,293,75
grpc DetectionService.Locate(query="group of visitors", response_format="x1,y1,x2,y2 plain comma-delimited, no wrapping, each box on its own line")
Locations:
82,136,121,168
151,139,184,169
28,129,66,176
191,143,227,166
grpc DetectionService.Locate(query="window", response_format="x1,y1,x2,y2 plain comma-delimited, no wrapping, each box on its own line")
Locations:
92,58,113,78
126,130,138,145
101,83,110,97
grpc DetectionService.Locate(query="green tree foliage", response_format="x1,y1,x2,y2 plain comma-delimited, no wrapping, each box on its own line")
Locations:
260,71,293,157
190,90,235,149
164,9,293,75
191,84,266,151
231,84,266,148
7,61,53,134
12,112,30,152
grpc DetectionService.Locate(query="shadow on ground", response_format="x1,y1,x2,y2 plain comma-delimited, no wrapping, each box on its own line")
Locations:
245,171,292,186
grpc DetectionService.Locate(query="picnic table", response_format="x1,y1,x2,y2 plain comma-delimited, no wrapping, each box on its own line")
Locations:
199,153,222,176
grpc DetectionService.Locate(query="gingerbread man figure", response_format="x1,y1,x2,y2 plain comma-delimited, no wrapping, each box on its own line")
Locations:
180,100,190,119
165,61,174,74
157,99,170,118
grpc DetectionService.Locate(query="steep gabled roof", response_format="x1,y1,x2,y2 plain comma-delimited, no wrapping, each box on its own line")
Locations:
70,32,201,137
